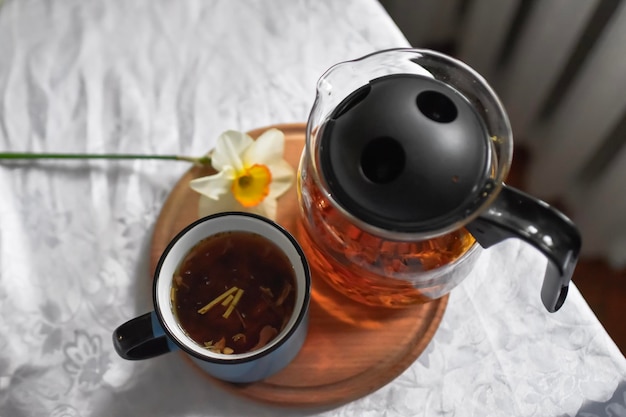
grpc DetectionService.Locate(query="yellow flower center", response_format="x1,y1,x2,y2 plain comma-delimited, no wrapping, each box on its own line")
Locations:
231,164,272,207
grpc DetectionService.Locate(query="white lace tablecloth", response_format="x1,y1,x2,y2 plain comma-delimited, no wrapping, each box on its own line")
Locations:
0,1,624,416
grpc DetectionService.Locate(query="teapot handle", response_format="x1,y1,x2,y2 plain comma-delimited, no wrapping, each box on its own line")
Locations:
465,184,582,313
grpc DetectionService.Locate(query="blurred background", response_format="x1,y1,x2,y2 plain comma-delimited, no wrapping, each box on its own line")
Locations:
379,0,626,353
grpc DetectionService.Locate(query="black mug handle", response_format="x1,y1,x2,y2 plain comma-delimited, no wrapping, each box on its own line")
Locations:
113,311,177,360
466,184,582,313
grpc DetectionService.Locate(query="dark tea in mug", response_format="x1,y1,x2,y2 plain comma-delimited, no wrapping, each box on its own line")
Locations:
171,231,297,355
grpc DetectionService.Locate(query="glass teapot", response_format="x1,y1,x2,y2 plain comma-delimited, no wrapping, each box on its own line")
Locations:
297,49,581,313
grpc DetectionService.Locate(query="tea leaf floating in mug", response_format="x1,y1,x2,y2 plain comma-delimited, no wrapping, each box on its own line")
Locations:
223,288,244,319
221,294,235,307
251,325,278,351
197,286,239,314
276,283,293,306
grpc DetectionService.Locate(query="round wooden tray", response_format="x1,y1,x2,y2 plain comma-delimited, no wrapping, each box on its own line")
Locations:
150,123,448,408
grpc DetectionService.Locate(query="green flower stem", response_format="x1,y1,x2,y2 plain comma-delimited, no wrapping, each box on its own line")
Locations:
0,152,212,167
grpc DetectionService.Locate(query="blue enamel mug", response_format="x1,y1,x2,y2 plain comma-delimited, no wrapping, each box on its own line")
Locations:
113,212,311,383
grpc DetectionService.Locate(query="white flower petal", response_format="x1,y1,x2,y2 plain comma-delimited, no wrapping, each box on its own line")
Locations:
212,130,253,172
255,198,278,221
243,128,285,166
268,160,295,198
198,192,279,221
198,193,244,218
189,168,235,200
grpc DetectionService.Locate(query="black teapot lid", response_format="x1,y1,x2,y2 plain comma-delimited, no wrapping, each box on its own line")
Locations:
320,73,491,233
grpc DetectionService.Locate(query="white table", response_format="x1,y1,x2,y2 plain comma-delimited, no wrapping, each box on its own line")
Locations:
0,1,624,416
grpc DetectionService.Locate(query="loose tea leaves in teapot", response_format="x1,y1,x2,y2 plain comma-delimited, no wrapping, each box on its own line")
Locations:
171,231,296,354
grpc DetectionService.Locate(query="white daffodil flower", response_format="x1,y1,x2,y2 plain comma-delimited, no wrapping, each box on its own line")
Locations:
189,128,295,220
